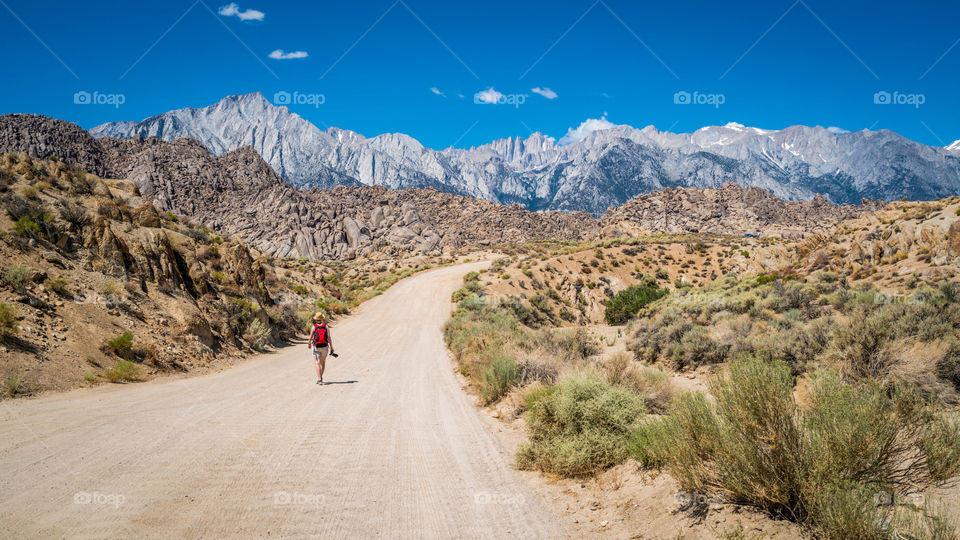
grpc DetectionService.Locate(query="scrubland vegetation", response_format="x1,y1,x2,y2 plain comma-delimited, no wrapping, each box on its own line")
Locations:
446,267,960,538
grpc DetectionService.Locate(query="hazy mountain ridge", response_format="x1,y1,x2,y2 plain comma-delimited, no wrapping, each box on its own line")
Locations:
90,93,960,214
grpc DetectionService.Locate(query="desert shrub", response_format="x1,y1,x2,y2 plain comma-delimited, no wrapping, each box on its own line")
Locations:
463,279,483,293
5,377,21,396
106,332,134,358
823,307,897,380
517,373,645,477
104,360,142,383
58,200,91,232
444,299,527,385
4,195,57,239
14,216,40,237
628,308,694,364
450,287,471,303
0,302,18,339
43,275,69,296
479,355,519,404
243,318,271,350
3,265,31,293
604,281,668,324
534,326,599,364
516,356,559,385
628,356,960,538
667,325,729,369
184,227,211,243
503,298,551,328
751,317,832,374
601,352,675,412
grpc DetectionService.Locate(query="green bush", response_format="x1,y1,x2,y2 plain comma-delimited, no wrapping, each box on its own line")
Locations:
0,301,18,338
244,319,271,350
604,282,668,325
517,373,645,477
444,300,527,384
105,360,142,383
43,275,69,296
106,332,134,358
479,355,519,404
628,356,960,537
450,287,471,303
5,376,21,396
14,216,40,237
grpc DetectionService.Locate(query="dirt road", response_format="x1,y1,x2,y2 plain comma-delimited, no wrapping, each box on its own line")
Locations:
0,263,564,538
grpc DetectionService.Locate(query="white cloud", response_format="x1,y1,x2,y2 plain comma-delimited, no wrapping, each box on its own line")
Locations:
531,87,558,99
269,49,308,60
474,87,503,104
457,93,465,98
559,116,616,145
826,126,850,134
218,3,265,21
430,87,445,97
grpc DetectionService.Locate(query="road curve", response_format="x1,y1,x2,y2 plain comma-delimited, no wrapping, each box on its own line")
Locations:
0,262,564,538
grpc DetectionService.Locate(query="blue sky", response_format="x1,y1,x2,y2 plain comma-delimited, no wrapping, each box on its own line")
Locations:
1,0,958,148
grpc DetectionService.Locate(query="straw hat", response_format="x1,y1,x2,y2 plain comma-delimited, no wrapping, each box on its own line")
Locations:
313,312,325,322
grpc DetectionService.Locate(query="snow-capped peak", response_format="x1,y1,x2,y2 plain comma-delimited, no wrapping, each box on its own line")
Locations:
947,140,960,152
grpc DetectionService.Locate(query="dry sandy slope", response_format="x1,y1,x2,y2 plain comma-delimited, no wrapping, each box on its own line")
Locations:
0,262,564,538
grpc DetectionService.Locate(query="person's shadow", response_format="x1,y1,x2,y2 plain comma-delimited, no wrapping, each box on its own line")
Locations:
322,380,359,385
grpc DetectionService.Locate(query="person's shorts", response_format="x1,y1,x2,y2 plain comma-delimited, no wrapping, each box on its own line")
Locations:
312,345,329,361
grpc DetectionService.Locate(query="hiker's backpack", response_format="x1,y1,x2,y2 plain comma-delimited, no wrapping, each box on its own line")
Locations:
310,323,329,346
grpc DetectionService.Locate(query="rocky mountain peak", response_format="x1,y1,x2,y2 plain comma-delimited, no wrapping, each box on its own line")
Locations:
75,92,960,213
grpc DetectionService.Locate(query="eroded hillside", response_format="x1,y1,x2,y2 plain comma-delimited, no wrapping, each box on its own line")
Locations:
0,153,443,396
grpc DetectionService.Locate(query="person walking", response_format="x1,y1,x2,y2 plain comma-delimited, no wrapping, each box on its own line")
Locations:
308,312,335,385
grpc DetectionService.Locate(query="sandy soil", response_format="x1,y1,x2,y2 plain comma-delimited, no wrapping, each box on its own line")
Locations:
0,262,564,538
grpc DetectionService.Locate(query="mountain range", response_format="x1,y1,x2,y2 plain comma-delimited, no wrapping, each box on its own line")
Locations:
91,93,960,216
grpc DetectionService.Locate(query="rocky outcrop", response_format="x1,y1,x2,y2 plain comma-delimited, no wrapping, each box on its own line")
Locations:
600,183,884,238
0,114,904,260
0,114,597,259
